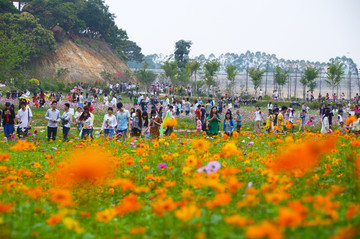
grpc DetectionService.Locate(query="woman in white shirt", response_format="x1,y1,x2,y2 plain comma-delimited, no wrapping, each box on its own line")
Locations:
254,106,262,133
74,107,83,132
79,111,92,139
321,112,330,133
101,107,117,138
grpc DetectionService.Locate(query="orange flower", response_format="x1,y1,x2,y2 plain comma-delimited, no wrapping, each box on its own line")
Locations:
245,220,283,239
175,204,202,221
191,139,211,152
51,147,115,188
49,189,73,207
130,227,146,235
151,197,177,216
331,226,358,239
163,118,178,127
0,202,13,213
114,194,141,215
47,214,63,226
109,178,135,192
34,162,42,168
10,140,36,151
268,137,336,176
0,152,9,161
225,214,250,227
220,142,241,159
345,115,357,126
206,193,231,209
277,207,303,227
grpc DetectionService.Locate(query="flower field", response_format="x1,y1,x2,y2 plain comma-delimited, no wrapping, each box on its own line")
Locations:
1,127,360,239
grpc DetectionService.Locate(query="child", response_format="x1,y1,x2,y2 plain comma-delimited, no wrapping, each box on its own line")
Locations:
298,110,307,132
265,110,274,133
306,116,314,128
223,112,235,135
236,110,242,133
196,116,202,135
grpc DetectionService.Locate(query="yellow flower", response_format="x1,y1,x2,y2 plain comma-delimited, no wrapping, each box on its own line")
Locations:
62,217,84,234
96,208,115,222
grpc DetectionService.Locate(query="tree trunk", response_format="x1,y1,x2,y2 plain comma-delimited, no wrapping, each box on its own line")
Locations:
303,85,306,100
194,70,197,96
265,67,268,96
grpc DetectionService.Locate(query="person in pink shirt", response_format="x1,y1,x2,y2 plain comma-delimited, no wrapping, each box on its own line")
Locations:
196,116,202,135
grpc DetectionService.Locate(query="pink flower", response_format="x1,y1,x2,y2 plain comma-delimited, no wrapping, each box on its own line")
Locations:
157,162,167,169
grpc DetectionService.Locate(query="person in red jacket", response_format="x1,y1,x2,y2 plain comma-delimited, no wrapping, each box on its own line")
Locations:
195,104,201,119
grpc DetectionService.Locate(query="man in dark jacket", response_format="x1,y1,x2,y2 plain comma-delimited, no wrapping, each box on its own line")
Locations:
2,102,15,138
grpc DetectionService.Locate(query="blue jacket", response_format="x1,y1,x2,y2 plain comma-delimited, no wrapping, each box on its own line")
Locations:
223,119,235,133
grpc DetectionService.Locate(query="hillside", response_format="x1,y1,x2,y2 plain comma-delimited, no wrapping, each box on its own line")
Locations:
27,36,137,84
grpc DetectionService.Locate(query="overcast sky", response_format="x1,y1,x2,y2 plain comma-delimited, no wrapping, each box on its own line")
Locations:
105,0,360,65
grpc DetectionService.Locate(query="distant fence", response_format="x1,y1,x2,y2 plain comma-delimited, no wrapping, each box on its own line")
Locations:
138,69,360,99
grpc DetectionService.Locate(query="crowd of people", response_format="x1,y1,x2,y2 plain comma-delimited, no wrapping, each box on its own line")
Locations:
1,85,360,141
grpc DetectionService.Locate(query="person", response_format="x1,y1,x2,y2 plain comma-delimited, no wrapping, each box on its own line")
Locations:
149,110,161,139
338,110,344,125
131,109,142,137
307,116,314,127
298,110,307,132
101,107,117,138
205,100,212,118
254,106,263,133
16,101,33,137
185,98,191,116
258,89,263,100
165,105,175,136
195,116,202,135
277,106,287,134
207,106,221,136
267,102,273,114
195,104,201,120
288,107,295,133
45,101,60,141
265,110,274,133
235,110,242,133
116,102,130,139
79,111,92,139
2,102,15,138
78,92,84,107
111,94,117,107
223,112,235,136
60,103,72,141
321,111,331,133
218,98,224,114
142,111,149,137
75,107,83,132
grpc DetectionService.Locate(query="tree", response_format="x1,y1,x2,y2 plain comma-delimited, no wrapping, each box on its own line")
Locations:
274,66,288,99
186,60,200,94
161,60,178,85
203,61,220,96
135,62,157,86
0,0,19,13
300,67,319,99
121,40,144,63
0,30,32,83
0,12,55,82
248,67,265,96
325,62,344,94
174,40,192,69
226,65,238,95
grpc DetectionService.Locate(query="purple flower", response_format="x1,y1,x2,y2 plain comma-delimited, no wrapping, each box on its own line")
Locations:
247,182,253,189
108,137,113,141
157,162,168,169
196,167,207,173
205,161,221,174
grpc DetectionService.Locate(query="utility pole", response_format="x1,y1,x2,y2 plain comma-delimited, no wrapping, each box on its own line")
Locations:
265,62,268,96
294,66,298,98
246,64,249,91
